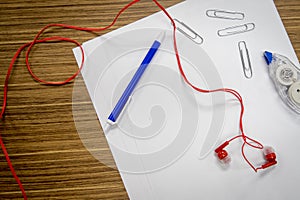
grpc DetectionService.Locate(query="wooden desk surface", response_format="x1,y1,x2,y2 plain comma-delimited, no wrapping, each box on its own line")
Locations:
0,0,299,199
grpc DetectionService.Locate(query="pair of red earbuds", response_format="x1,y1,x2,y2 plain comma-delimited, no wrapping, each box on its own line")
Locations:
215,140,277,171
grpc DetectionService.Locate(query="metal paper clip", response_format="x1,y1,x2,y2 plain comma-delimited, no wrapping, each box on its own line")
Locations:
206,9,244,20
238,41,252,79
217,23,255,37
173,18,203,44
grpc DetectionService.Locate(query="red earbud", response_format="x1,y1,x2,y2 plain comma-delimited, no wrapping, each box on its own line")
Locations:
215,142,278,171
260,146,277,169
215,141,231,164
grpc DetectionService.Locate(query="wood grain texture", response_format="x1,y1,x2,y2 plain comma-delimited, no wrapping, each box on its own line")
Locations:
0,0,299,199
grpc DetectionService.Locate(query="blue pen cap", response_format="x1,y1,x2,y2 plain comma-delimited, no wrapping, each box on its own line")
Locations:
107,38,162,124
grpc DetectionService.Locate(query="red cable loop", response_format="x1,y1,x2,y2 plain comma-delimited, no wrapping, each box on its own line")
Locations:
25,37,85,85
0,1,140,199
0,0,268,199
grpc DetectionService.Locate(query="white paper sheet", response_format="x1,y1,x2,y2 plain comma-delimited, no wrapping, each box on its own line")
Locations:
73,0,300,199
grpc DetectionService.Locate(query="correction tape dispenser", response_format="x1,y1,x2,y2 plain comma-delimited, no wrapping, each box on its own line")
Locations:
264,51,300,114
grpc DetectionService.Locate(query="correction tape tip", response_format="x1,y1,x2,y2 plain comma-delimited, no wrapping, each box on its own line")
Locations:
264,51,273,65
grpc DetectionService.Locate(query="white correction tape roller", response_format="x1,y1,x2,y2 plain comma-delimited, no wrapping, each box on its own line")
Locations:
264,51,300,114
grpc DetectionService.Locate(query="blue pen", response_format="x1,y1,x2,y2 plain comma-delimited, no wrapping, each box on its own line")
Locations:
104,32,165,131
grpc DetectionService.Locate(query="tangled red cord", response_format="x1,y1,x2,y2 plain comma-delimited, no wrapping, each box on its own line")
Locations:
0,0,267,199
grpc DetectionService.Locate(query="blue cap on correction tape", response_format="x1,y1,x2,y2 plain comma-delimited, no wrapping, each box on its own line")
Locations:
264,51,273,65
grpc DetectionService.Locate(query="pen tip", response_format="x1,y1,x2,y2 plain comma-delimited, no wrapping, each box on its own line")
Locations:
157,31,166,43
103,123,110,133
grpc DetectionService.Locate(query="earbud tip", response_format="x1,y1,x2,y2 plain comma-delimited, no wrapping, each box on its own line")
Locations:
217,150,231,164
263,146,276,162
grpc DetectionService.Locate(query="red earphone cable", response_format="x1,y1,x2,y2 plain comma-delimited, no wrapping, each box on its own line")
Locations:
1,0,268,199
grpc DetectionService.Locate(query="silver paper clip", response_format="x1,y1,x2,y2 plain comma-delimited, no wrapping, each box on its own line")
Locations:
173,18,203,44
206,9,244,20
217,23,255,37
238,41,252,79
